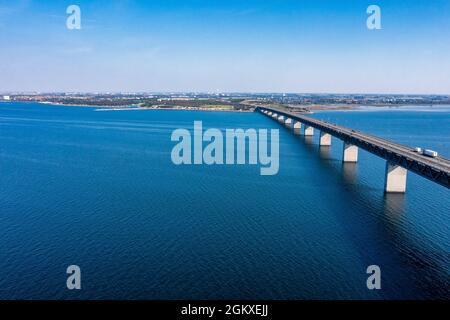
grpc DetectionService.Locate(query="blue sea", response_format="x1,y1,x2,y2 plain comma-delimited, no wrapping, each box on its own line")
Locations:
0,102,449,299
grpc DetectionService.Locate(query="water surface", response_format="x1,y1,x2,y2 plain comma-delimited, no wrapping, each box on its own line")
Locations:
0,102,448,299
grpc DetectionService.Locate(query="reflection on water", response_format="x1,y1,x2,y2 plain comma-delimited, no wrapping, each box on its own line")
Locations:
342,162,358,185
304,135,313,145
318,146,331,160
383,193,406,220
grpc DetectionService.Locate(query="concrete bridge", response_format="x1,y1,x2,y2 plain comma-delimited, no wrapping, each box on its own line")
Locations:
257,107,450,193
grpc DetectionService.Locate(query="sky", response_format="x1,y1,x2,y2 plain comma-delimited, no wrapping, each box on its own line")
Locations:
0,0,450,94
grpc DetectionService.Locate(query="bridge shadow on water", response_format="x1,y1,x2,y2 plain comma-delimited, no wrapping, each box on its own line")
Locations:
285,128,450,299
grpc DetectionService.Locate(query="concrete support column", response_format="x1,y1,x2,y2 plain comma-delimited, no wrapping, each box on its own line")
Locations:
294,122,302,135
268,111,273,116
278,115,285,123
304,126,314,136
319,132,331,146
285,118,293,128
342,143,358,162
384,162,408,193
272,113,278,118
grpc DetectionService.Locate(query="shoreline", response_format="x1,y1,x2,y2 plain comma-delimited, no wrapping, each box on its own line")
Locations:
4,101,448,113
95,107,252,112
37,102,252,113
311,104,450,113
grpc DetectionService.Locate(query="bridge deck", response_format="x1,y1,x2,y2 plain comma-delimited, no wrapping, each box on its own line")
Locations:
258,107,450,189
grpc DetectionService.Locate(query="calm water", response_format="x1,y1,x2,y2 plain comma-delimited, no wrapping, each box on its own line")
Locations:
0,102,448,300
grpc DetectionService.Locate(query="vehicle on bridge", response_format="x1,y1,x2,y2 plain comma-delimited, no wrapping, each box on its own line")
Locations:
423,149,439,158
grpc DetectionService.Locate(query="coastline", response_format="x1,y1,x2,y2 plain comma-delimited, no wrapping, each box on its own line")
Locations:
94,107,252,112
37,102,253,112
310,104,450,113
5,101,448,114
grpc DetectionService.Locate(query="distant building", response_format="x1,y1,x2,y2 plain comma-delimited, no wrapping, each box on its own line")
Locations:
3,95,10,100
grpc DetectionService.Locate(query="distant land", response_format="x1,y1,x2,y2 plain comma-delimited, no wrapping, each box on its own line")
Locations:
2,92,450,113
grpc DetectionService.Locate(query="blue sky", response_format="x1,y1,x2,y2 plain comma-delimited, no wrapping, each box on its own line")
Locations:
1,0,449,94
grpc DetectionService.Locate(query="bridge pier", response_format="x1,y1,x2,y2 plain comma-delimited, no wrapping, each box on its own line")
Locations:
384,162,408,193
272,113,278,118
267,111,272,116
285,118,293,128
293,122,302,135
278,115,285,123
319,132,331,146
304,126,314,136
343,143,358,162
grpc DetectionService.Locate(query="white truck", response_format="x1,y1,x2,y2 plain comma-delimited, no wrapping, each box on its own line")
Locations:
423,149,439,158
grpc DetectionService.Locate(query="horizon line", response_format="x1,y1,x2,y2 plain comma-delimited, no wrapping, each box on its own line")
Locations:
2,91,450,96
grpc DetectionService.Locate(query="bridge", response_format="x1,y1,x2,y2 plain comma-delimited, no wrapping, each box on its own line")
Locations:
256,107,450,193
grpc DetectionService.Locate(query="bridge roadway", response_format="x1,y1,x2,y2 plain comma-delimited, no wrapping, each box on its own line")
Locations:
257,107,450,192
